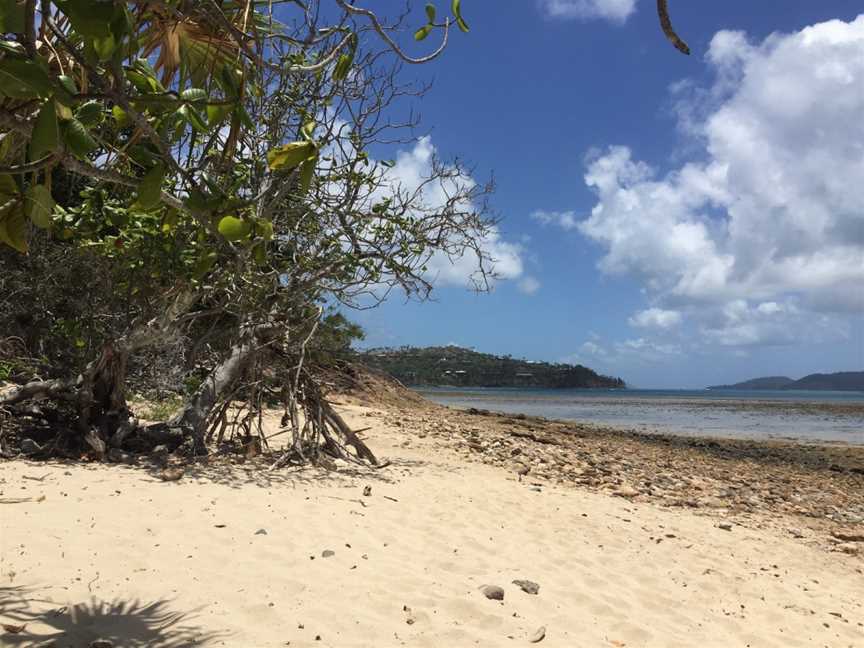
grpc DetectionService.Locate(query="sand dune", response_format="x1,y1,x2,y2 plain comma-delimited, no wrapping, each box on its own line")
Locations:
1,404,862,647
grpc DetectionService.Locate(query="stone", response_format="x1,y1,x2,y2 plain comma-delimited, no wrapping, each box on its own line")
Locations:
90,641,114,648
107,448,135,465
322,550,335,558
717,523,733,531
255,529,268,535
362,485,372,497
158,467,184,482
831,529,864,543
19,438,42,455
613,486,640,499
480,584,504,601
512,579,540,595
529,626,546,643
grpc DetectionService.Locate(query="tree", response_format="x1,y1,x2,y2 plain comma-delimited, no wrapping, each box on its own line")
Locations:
0,0,690,465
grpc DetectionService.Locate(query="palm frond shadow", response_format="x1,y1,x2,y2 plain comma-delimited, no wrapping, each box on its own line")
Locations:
0,588,225,647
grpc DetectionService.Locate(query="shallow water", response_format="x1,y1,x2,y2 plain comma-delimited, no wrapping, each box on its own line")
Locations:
415,387,864,445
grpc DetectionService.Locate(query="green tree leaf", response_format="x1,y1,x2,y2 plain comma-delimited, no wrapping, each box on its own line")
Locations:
217,215,251,242
266,141,315,172
180,87,207,102
298,156,317,196
333,53,353,81
29,101,59,161
75,100,104,127
451,0,469,32
0,0,26,33
414,25,433,41
24,184,55,229
135,163,165,209
62,118,98,158
206,103,232,126
425,3,437,22
0,202,27,253
0,58,53,98
177,103,209,133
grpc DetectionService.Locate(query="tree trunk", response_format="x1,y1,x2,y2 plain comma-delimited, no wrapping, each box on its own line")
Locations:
170,329,269,452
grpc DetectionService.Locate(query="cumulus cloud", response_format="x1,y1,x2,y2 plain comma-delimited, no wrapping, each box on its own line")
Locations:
517,276,542,295
538,0,637,23
629,308,683,330
577,16,864,347
376,136,524,289
531,209,579,230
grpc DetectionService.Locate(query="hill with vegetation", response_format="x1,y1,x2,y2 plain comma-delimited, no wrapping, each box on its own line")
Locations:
708,371,864,392
355,346,626,389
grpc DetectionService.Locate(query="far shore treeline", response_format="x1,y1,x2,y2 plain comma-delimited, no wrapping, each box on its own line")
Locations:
356,346,626,389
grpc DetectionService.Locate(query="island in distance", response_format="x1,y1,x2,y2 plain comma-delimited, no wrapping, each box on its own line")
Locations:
708,371,864,392
356,345,625,389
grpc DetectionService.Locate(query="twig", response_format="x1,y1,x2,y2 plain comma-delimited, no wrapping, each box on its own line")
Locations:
657,0,690,55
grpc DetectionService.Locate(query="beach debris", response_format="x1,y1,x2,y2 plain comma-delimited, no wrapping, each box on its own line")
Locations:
2,623,26,634
717,523,733,531
613,486,640,499
363,485,372,497
480,584,505,601
89,640,114,648
107,448,135,464
255,528,268,535
831,529,864,543
403,605,416,625
322,550,335,558
529,626,546,643
513,579,540,595
158,467,184,482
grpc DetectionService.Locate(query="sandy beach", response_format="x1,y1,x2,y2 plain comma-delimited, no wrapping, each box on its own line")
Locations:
2,396,863,647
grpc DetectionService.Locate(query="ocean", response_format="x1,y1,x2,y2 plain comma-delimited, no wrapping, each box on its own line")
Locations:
414,387,864,445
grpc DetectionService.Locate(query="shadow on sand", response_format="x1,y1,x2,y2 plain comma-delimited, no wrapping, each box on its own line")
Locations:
0,587,226,647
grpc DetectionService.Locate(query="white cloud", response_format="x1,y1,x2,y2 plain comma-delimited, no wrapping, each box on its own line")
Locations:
577,16,864,347
375,136,525,289
538,0,637,23
530,209,579,230
517,276,542,295
629,308,683,330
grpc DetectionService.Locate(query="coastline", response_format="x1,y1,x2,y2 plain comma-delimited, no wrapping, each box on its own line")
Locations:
2,391,863,646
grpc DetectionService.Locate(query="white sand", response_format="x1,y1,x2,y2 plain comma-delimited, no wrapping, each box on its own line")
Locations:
1,404,862,647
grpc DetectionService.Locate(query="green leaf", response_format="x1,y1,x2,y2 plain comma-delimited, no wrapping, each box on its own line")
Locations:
56,0,115,39
92,33,116,60
177,104,209,133
24,184,54,229
29,101,59,161
298,156,316,196
252,242,267,266
301,121,316,141
192,251,218,280
0,39,25,55
0,58,53,98
451,0,469,32
112,105,130,128
206,103,232,126
0,202,27,253
0,0,26,33
425,3,436,22
57,74,78,95
62,118,98,158
180,87,207,102
255,219,273,241
266,141,315,172
75,100,104,127
332,53,353,81
414,25,433,41
135,163,165,209
217,215,251,242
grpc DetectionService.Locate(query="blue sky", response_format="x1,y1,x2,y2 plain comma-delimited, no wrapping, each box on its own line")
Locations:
345,0,864,388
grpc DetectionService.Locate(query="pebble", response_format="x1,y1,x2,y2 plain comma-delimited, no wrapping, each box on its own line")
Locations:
613,486,640,499
322,550,335,558
837,543,859,555
480,584,505,601
512,579,540,595
529,626,546,643
255,529,268,535
717,523,733,531
831,529,864,543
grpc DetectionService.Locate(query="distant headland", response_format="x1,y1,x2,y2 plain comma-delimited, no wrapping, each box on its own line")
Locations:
355,346,626,389
708,371,864,392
